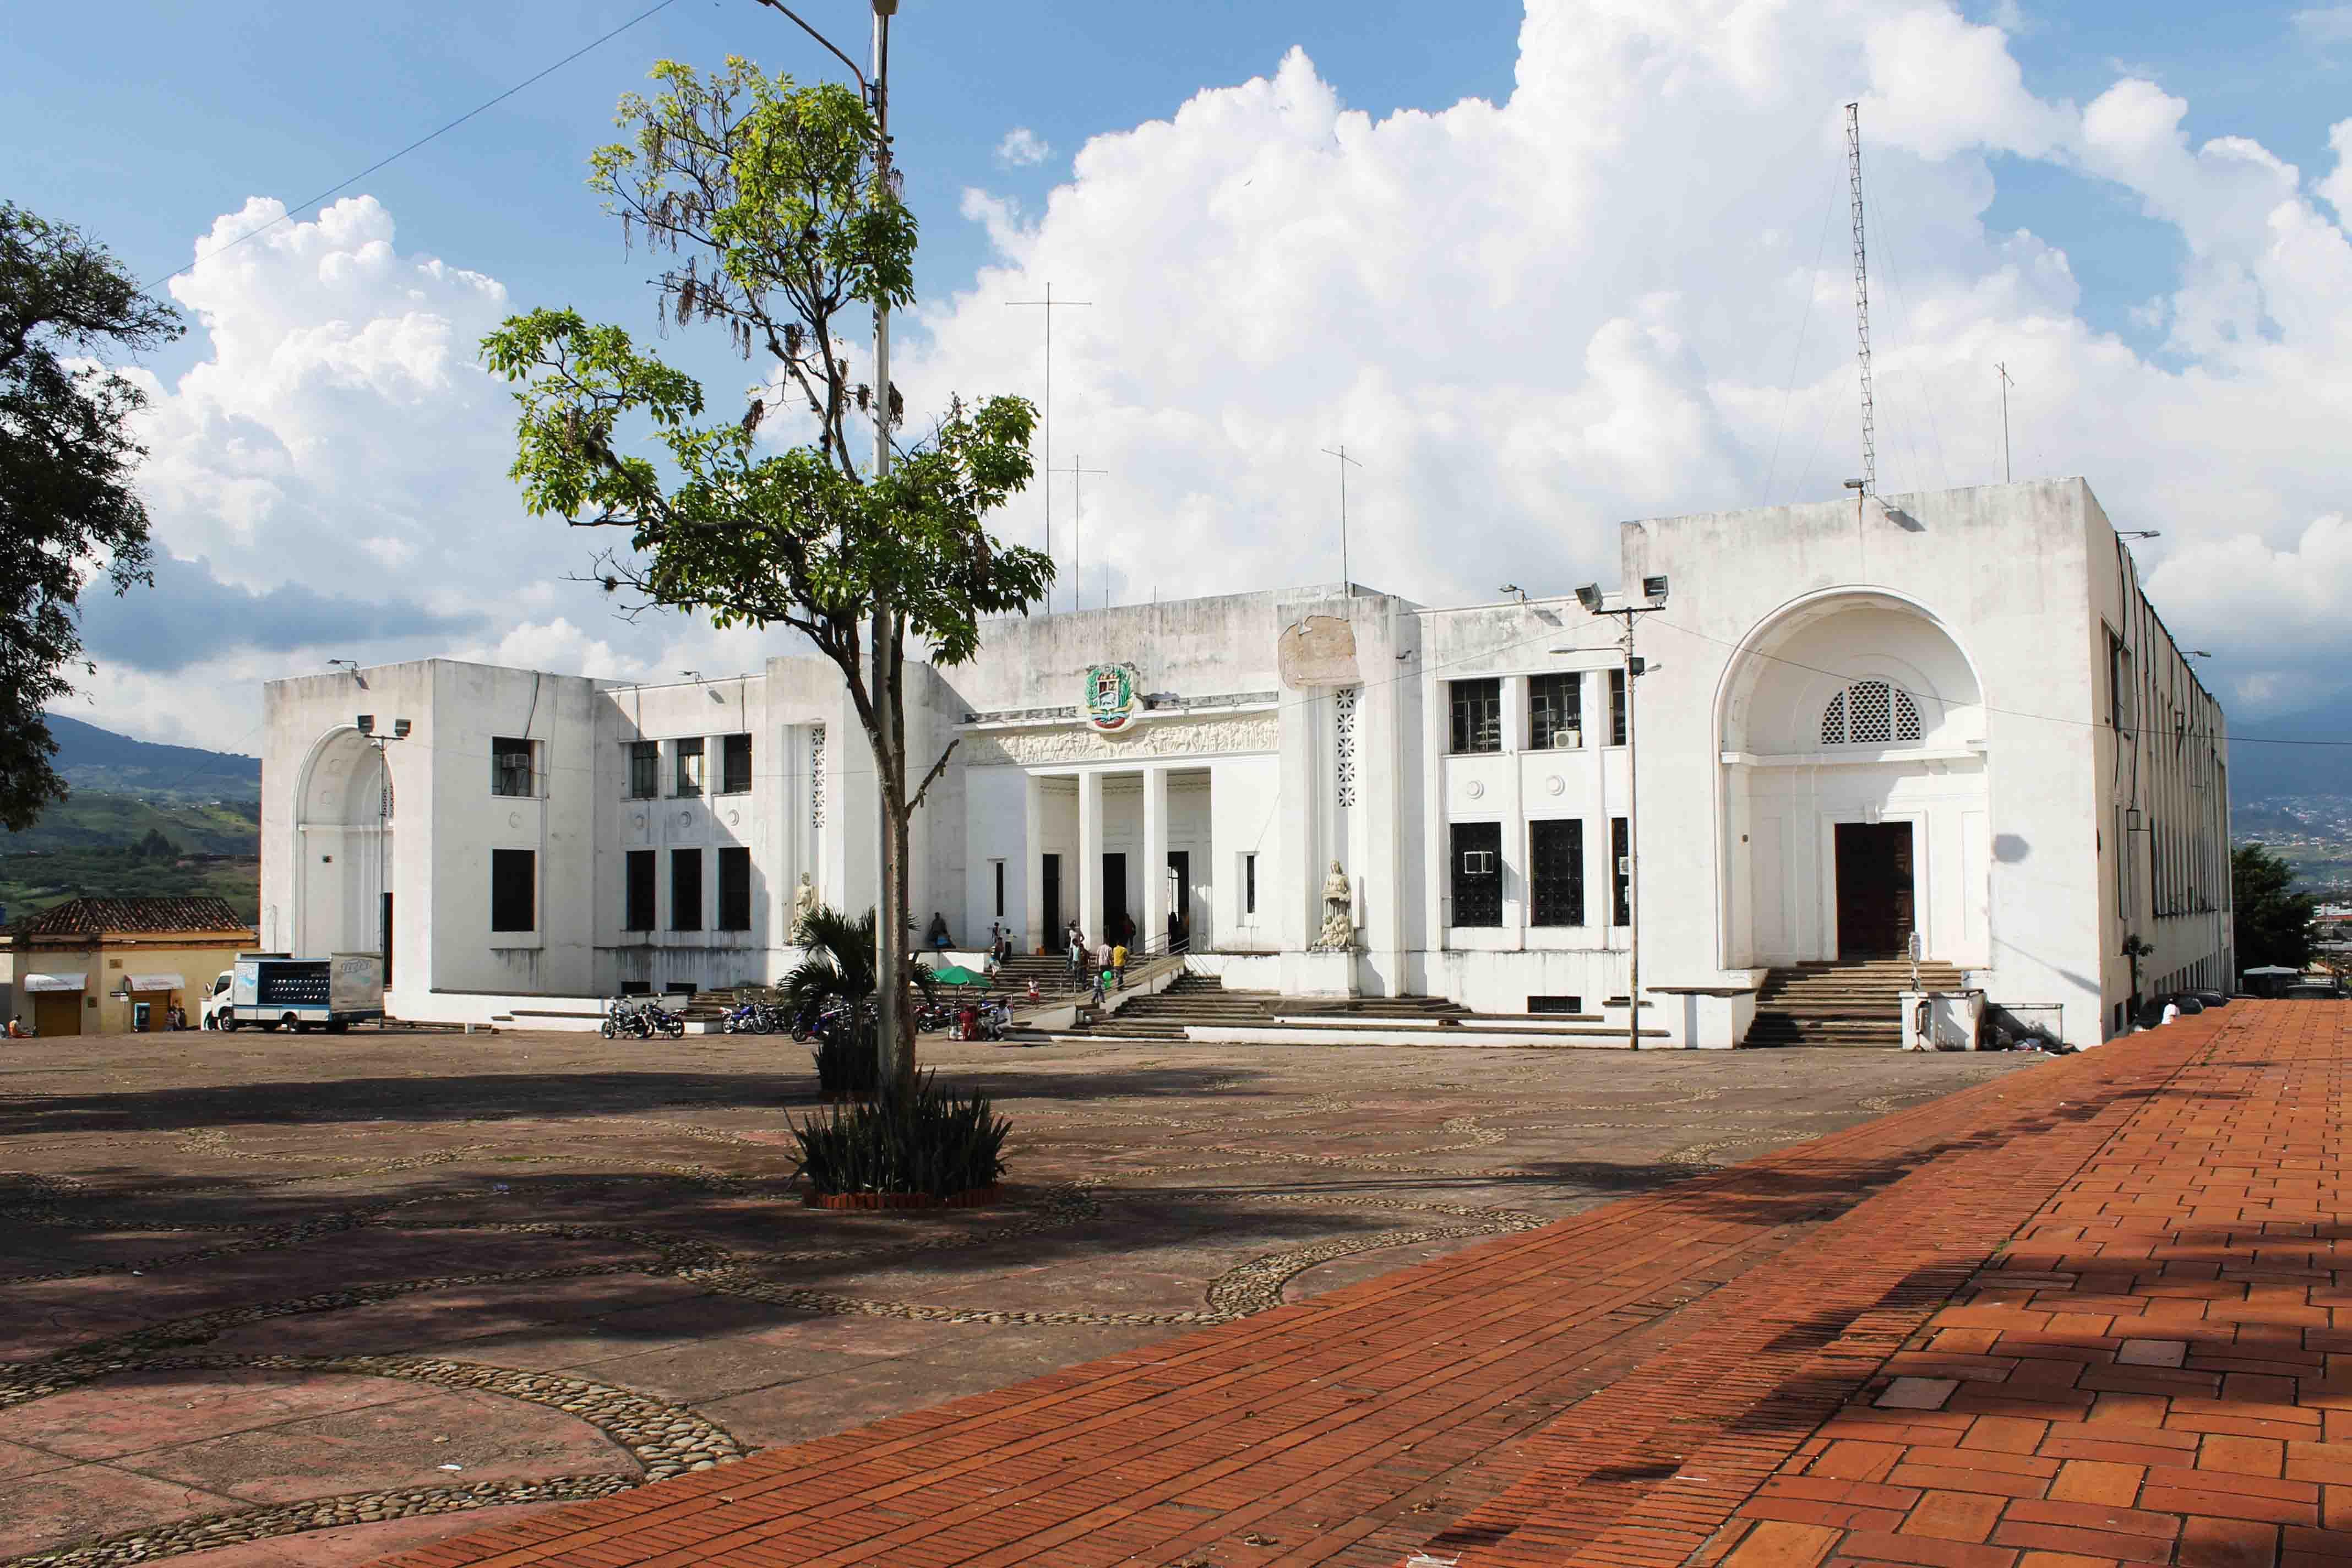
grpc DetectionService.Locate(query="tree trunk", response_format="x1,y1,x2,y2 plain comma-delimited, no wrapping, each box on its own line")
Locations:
868,619,918,1095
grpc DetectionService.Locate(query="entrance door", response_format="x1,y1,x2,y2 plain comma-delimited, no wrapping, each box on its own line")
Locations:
1101,853,1129,944
32,990,81,1037
1041,855,1062,945
1167,850,1191,951
1834,822,1915,956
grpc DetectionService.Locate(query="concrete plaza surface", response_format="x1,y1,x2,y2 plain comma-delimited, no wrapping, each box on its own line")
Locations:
0,1028,2027,1567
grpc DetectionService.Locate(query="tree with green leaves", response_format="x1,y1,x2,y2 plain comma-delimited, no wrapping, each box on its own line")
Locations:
482,58,1050,1089
0,204,182,832
2233,842,2316,973
785,902,876,1013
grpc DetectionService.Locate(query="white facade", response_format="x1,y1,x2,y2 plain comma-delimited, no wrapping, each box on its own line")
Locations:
260,479,2229,1046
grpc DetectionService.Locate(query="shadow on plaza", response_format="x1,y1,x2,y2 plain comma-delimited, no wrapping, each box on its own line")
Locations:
0,1060,1268,1139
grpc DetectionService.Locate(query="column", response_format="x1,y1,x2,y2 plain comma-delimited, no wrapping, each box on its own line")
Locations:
1142,764,1169,953
1022,772,1045,955
1077,770,1104,943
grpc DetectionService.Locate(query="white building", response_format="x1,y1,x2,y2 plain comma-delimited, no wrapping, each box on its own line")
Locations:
261,478,2230,1046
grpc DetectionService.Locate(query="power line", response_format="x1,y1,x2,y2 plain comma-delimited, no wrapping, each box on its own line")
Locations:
140,0,687,292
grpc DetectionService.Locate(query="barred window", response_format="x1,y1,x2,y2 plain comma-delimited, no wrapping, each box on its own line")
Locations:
1530,819,1584,926
492,737,534,798
1819,680,1922,747
1451,821,1503,927
1450,678,1501,754
1529,673,1582,749
1609,669,1627,746
720,733,753,794
627,742,658,799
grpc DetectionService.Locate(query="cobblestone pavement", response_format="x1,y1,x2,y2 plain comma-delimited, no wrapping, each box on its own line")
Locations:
0,1027,2032,1568
375,1002,2350,1568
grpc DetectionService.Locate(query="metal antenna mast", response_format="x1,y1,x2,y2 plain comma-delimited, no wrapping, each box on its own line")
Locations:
1996,361,2014,482
1846,102,1876,497
1057,455,1108,610
1006,281,1091,613
1320,443,1362,594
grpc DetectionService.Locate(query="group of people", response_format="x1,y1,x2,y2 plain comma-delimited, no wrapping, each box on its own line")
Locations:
1064,919,1132,1003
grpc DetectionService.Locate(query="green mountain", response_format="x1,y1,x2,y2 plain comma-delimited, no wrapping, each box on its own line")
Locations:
42,712,262,802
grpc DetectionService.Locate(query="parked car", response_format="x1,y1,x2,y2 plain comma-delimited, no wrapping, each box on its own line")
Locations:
2280,981,2347,1000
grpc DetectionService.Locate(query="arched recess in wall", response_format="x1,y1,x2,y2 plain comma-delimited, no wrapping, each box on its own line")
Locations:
292,726,394,966
1711,589,1990,971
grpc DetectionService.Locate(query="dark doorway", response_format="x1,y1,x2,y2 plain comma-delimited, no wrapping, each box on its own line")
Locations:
1167,850,1191,951
1041,854,1062,944
1102,853,1128,944
1834,822,1915,956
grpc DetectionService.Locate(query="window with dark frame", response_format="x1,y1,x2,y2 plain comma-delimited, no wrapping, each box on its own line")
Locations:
1611,816,1631,926
492,737,533,798
1451,821,1503,927
627,741,658,799
489,849,535,933
1244,852,1258,916
675,738,705,796
993,861,1006,918
1529,672,1582,749
623,851,656,932
1609,670,1628,746
716,847,752,930
671,848,703,932
1529,819,1585,926
1449,678,1502,754
720,733,752,794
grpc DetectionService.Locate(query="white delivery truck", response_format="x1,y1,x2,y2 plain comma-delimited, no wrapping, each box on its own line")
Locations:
209,952,385,1033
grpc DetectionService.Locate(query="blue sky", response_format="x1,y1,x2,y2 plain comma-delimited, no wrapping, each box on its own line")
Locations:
6,1,2351,752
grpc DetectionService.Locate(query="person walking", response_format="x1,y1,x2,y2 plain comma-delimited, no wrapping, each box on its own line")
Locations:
1066,924,1087,992
1110,939,1128,991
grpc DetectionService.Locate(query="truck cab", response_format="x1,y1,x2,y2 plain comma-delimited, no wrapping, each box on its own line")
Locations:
199,970,235,1030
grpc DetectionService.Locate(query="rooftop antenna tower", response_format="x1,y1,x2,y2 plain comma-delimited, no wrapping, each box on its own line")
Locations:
1996,361,2014,482
1846,102,1876,498
1006,281,1092,613
1321,443,1362,595
1057,454,1108,610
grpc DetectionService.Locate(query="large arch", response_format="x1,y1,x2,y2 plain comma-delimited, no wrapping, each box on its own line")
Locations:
1713,590,1990,970
292,727,393,967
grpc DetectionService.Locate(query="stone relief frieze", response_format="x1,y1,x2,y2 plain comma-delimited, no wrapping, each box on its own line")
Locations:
960,712,1278,766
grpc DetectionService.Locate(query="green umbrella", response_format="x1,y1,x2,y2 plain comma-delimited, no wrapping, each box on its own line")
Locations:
926,965,990,987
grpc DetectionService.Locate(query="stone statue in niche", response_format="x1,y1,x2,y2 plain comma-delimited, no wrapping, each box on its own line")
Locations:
793,873,819,933
1312,859,1355,950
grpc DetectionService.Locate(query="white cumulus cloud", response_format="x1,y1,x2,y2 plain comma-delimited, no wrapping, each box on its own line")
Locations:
897,1,2352,720
994,126,1050,167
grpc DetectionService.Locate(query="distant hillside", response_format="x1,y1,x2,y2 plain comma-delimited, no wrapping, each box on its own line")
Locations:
2230,695,2352,800
43,712,261,802
0,793,259,856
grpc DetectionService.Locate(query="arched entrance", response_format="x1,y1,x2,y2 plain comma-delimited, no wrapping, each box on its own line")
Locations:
1718,592,1989,968
293,728,393,969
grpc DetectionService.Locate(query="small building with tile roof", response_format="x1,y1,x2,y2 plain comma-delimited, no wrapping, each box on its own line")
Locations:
0,896,257,1037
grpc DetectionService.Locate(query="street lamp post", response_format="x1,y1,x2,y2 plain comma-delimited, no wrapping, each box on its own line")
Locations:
1574,577,1668,1052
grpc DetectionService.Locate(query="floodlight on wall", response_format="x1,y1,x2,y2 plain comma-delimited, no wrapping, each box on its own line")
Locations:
1843,478,1866,491
1575,584,1603,612
2119,530,2160,541
356,714,374,735
1641,575,1669,604
393,719,412,739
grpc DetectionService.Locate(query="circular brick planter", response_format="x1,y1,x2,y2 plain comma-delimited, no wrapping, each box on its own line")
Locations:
805,1184,1003,1211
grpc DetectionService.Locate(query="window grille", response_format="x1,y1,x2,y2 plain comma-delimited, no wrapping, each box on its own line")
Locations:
809,725,826,828
1449,678,1501,754
1529,819,1585,927
627,742,658,799
1819,680,1921,746
674,738,705,796
1450,822,1503,927
1333,686,1360,807
1529,672,1582,749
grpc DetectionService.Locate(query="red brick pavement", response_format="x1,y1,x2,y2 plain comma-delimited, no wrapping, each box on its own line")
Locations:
383,1002,2339,1568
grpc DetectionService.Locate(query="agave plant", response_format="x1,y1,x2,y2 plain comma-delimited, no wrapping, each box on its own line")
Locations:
787,903,877,1012
791,1071,1011,1198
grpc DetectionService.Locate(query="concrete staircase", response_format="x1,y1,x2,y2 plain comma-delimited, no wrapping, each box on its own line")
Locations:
1079,972,1278,1039
1745,957,1968,1048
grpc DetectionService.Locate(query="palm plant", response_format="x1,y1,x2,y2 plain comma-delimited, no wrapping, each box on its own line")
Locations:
787,904,877,1012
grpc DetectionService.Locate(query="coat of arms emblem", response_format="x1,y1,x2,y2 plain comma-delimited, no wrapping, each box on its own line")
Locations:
1084,663,1142,733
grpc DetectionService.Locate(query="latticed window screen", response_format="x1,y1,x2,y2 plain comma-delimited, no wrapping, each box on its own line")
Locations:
809,724,826,828
1819,680,1921,746
1333,686,1360,807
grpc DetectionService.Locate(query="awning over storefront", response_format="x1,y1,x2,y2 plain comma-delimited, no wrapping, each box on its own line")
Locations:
128,973,187,991
22,973,86,992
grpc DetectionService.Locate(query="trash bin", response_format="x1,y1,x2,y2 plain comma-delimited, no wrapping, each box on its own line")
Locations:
1899,989,1984,1051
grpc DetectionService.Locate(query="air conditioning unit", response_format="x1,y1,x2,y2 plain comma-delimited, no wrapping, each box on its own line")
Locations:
497,752,531,772
1551,728,1583,749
